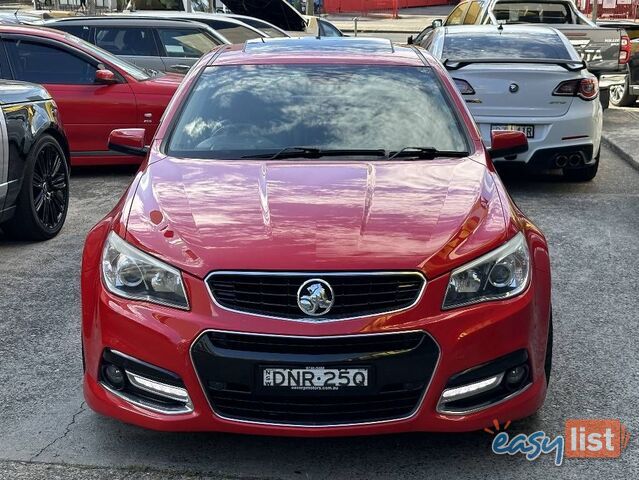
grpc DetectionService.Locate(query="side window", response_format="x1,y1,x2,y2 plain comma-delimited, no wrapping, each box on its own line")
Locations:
420,31,436,50
53,25,92,41
95,28,158,56
5,40,96,85
464,2,481,24
446,3,469,26
157,28,219,58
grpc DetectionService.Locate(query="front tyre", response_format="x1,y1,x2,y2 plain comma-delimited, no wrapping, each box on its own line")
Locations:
610,80,638,107
2,134,70,240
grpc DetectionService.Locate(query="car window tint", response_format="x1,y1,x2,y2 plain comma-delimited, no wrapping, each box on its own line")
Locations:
239,18,287,38
493,2,569,23
199,20,263,43
319,20,343,37
95,27,158,56
464,2,481,24
5,40,97,85
446,4,468,26
443,32,571,59
167,65,469,159
157,28,219,57
131,0,185,10
52,25,92,41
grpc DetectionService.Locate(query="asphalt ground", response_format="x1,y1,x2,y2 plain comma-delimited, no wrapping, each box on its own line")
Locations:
1,140,638,479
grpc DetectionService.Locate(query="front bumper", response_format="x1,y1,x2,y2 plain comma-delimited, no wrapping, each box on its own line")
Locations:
82,252,551,436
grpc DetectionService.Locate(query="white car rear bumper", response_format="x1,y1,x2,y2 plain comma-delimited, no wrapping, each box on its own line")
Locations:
475,98,603,167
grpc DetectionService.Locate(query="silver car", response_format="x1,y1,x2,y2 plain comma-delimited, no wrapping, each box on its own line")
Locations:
47,17,226,74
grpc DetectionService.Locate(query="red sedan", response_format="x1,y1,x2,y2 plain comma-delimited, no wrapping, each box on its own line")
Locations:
0,25,182,166
81,38,552,435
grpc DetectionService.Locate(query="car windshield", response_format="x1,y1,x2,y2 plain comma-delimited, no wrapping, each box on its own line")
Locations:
167,65,469,159
64,34,151,81
493,2,570,23
443,32,571,59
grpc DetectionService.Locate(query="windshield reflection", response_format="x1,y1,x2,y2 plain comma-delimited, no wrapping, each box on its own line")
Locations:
167,64,469,159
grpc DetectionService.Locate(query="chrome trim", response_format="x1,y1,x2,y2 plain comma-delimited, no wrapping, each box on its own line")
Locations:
189,328,441,428
205,271,427,323
436,382,533,416
439,373,504,403
100,382,193,415
125,371,191,405
0,109,9,201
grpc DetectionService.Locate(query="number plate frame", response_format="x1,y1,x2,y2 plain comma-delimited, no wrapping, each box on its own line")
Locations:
491,124,535,138
258,366,373,394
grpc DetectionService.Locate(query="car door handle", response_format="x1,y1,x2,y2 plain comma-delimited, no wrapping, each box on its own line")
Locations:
171,65,191,73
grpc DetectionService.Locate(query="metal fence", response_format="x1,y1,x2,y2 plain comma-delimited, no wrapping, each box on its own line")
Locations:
323,0,450,16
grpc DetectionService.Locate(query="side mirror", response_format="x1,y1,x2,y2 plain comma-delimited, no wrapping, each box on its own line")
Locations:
108,128,148,157
407,35,414,45
432,19,443,28
489,130,528,158
95,69,117,85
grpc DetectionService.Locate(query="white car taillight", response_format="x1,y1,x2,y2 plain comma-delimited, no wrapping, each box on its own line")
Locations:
453,78,475,95
552,78,599,101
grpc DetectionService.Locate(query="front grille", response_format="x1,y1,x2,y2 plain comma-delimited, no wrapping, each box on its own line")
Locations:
191,331,439,426
206,272,425,320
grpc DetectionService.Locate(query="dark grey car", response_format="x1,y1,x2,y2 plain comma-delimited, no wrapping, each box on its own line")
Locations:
47,17,227,74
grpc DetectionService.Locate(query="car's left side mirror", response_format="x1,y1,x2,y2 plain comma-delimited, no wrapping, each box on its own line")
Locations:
407,35,414,44
95,69,118,85
432,19,443,28
108,128,148,157
489,130,528,158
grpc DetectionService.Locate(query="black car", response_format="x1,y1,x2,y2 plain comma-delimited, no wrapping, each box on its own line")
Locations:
599,20,639,107
0,81,70,240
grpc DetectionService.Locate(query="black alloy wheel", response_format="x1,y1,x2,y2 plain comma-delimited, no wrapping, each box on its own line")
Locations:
1,134,69,240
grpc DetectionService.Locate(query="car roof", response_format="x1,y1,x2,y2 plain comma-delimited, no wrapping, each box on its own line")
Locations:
48,16,207,28
443,24,560,35
207,37,429,67
0,23,76,40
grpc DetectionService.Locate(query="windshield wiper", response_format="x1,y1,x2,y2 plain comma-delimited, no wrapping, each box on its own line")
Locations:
242,147,388,160
388,147,468,161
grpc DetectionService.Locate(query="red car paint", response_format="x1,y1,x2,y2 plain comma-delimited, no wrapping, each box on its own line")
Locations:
81,41,552,435
0,26,182,166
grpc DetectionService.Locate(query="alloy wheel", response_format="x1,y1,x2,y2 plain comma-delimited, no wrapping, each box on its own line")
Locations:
32,143,68,230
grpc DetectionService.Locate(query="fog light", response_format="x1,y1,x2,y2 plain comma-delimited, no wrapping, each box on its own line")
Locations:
505,365,527,389
104,364,126,390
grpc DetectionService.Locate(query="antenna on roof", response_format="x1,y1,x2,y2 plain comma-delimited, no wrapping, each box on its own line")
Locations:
497,23,504,34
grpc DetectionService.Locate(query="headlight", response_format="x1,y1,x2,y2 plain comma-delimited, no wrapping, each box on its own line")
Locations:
101,231,189,310
443,232,530,309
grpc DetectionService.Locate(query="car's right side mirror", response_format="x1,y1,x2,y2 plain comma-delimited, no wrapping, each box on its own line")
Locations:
407,35,414,44
432,19,443,28
108,128,148,157
489,130,528,158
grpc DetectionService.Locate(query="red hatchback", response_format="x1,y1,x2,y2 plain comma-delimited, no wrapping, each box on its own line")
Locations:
0,25,182,166
81,38,553,435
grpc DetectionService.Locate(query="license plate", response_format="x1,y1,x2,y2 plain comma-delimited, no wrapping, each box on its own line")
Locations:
491,124,535,138
262,366,369,391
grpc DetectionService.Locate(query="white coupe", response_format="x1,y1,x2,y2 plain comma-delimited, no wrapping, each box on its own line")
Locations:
422,25,603,181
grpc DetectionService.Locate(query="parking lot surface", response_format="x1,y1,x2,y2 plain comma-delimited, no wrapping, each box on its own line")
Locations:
0,142,637,479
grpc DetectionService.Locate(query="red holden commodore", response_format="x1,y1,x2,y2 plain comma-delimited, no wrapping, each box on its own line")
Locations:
0,25,182,166
81,38,552,435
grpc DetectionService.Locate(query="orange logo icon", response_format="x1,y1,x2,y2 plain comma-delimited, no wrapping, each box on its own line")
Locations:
565,419,630,458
